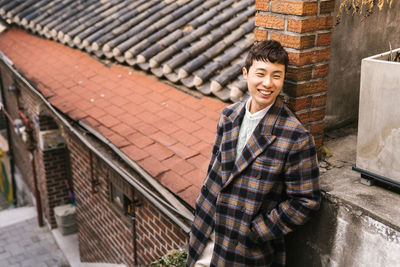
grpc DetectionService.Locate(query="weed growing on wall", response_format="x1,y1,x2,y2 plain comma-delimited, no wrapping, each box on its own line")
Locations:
337,0,393,22
388,48,400,62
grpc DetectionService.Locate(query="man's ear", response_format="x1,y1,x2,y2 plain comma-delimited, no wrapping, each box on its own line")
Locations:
242,67,248,80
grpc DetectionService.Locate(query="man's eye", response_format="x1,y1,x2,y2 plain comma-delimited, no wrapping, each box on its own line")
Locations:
256,73,264,76
273,75,281,79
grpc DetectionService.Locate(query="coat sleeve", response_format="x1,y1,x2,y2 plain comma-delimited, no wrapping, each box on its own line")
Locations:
249,131,321,242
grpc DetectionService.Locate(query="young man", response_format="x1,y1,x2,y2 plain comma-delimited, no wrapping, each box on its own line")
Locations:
187,40,321,266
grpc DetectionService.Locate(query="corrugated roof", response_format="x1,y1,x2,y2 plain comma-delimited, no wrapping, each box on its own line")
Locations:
0,0,254,102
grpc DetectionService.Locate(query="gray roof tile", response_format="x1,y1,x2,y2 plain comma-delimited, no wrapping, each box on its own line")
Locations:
31,1,74,33
0,0,22,16
19,0,53,26
229,77,248,102
34,0,76,32
210,57,245,94
0,0,255,103
178,18,254,80
125,0,210,61
81,0,151,47
104,1,175,53
6,0,36,19
63,1,119,42
50,0,97,37
70,1,129,44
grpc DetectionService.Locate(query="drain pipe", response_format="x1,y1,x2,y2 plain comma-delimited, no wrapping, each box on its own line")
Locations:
89,151,99,194
21,110,43,227
130,188,138,265
0,52,193,233
30,150,43,227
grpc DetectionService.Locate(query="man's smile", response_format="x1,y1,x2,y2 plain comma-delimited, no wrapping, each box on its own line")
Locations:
257,89,273,96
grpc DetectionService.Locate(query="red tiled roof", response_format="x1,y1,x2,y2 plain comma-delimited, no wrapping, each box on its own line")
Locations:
0,28,227,208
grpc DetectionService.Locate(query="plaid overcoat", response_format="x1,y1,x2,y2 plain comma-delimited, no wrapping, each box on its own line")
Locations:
187,97,321,266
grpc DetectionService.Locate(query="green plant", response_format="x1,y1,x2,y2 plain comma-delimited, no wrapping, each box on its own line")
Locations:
337,0,393,22
151,249,187,267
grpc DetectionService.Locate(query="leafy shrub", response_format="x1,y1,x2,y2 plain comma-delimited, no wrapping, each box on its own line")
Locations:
151,249,187,267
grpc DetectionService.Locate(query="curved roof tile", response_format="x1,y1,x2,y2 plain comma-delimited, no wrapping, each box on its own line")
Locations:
15,0,50,25
0,0,254,102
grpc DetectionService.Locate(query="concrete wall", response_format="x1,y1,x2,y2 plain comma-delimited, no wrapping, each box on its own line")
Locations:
286,196,400,267
325,1,400,129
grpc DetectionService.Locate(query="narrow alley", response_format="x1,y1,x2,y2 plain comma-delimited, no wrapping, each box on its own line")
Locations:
0,194,69,267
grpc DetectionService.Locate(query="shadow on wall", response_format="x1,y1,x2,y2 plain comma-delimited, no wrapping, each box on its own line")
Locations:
13,166,32,207
286,199,338,267
326,0,400,129
286,197,400,267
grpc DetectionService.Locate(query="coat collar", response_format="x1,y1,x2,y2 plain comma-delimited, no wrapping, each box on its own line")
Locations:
221,97,283,189
227,96,283,137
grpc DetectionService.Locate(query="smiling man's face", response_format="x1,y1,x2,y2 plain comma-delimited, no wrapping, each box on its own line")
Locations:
243,60,285,114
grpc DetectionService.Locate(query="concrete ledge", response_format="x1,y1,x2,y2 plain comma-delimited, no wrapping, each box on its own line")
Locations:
52,228,127,267
286,126,400,266
80,263,127,267
52,229,80,267
0,206,36,228
320,126,400,232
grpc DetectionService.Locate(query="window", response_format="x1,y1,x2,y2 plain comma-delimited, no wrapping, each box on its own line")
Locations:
109,181,132,216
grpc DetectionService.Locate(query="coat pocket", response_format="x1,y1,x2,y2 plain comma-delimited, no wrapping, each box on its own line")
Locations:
252,156,283,181
237,223,274,260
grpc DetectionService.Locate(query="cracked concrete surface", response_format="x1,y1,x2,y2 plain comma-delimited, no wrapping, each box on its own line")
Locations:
320,124,400,232
287,124,400,267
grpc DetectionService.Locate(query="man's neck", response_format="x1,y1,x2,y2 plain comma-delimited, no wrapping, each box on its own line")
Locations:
246,98,272,119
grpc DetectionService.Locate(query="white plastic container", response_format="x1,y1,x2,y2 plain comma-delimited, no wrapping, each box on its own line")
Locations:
355,48,400,187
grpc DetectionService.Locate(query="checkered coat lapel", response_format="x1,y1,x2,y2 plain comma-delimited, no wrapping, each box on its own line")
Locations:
221,99,281,190
218,100,243,185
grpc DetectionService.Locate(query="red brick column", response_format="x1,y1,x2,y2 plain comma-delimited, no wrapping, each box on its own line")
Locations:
255,0,335,148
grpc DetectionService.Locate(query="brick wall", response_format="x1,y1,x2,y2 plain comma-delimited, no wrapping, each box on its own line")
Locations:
1,62,72,226
255,0,335,148
1,61,189,265
136,194,188,264
37,113,71,228
67,135,135,265
1,62,70,228
67,133,188,265
38,146,71,227
38,113,59,131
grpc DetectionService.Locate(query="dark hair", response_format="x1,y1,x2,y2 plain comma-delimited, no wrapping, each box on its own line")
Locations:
244,40,289,73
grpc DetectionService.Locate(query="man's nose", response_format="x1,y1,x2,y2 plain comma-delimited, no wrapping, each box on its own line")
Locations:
262,76,272,87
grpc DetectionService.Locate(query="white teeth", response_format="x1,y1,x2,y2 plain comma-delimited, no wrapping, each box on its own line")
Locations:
259,90,272,95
